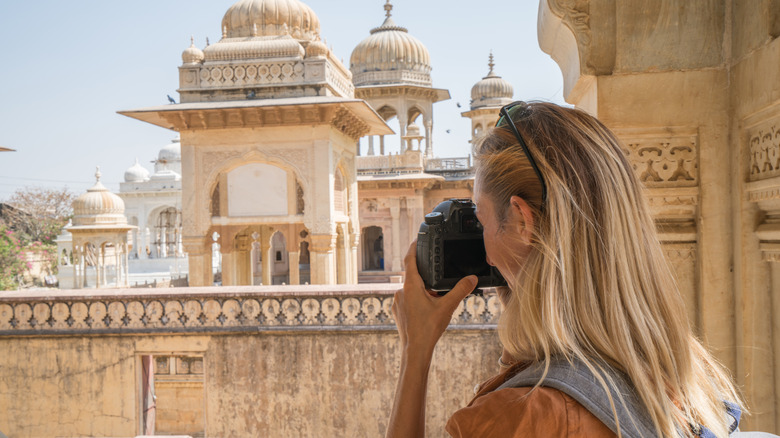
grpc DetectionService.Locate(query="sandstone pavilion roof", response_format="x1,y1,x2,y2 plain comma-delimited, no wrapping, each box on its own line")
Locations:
470,52,514,110
175,0,354,102
71,168,131,229
350,1,432,87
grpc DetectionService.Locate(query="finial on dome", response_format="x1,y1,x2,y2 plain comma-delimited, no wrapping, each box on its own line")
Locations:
190,36,194,46
488,51,495,75
95,166,102,182
252,23,258,37
384,0,393,18
206,37,210,47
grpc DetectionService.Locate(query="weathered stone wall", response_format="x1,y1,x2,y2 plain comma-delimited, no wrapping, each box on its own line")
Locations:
539,0,780,431
0,286,501,438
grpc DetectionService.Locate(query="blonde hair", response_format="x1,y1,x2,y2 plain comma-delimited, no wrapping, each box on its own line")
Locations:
474,102,741,438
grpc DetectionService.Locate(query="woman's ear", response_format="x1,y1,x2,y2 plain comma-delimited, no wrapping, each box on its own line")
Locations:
509,195,534,241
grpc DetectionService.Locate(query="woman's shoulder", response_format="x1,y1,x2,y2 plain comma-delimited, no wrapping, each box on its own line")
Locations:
445,386,616,438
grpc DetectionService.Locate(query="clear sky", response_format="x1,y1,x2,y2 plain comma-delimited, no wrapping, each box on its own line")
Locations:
0,0,566,200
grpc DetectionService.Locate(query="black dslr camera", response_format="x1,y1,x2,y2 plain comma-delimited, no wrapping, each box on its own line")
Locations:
416,199,506,293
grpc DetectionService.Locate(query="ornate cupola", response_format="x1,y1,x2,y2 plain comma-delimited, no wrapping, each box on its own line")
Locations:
470,52,514,110
462,52,515,142
350,1,432,87
349,1,449,158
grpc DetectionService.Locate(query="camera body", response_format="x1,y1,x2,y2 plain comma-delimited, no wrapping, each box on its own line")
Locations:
416,199,506,293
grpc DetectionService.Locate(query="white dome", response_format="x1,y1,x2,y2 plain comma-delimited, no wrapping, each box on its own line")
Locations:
470,53,514,109
158,137,181,163
221,0,320,41
124,158,150,183
72,168,128,227
350,2,432,87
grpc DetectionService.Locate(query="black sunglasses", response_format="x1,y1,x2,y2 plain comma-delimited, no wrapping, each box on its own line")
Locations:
495,101,548,204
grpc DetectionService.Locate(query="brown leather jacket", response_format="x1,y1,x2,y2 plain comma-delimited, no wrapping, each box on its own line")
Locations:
446,365,617,438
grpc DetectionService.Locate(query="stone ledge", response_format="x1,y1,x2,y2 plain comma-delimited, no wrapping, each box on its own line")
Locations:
0,285,500,336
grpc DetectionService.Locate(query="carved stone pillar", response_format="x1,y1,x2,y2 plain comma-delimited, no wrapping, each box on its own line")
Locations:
310,233,336,285
390,199,402,272
183,236,211,287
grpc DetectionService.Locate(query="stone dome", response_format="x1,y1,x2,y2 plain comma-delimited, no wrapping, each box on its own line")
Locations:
350,1,431,87
158,137,181,163
72,168,128,227
221,0,320,41
182,37,205,65
406,123,421,137
471,53,514,109
305,38,328,58
124,159,150,183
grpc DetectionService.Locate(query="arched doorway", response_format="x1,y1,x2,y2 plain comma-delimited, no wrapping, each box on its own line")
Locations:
362,226,384,271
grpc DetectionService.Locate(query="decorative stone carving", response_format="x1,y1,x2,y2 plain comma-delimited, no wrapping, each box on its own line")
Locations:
330,107,370,140
620,134,699,188
749,119,780,182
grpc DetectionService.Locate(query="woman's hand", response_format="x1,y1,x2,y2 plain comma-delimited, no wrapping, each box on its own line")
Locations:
385,241,478,438
392,241,478,354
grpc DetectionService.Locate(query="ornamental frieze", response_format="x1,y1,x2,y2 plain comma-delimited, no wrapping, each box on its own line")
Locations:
616,129,699,188
0,288,499,336
748,120,780,182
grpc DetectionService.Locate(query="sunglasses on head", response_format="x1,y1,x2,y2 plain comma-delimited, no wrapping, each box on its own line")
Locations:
495,101,548,204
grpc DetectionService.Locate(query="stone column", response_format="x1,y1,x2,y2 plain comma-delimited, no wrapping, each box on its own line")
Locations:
221,250,236,286
289,251,300,285
368,136,375,156
73,246,80,290
262,233,272,286
425,119,433,158
124,248,130,287
115,243,120,287
390,199,402,272
350,230,360,284
762,243,780,431
310,233,336,284
336,226,349,284
183,236,212,287
380,136,385,156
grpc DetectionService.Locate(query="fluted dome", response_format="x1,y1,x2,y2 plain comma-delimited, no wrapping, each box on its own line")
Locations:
182,38,205,65
471,53,514,109
124,159,150,183
350,2,432,87
221,0,320,41
72,168,128,227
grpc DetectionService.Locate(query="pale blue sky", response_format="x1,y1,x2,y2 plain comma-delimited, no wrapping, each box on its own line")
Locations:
0,0,565,200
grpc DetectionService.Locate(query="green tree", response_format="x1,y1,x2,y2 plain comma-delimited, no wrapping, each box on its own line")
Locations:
0,225,26,290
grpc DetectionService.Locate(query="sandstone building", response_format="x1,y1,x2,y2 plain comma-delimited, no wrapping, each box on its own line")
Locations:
2,0,779,437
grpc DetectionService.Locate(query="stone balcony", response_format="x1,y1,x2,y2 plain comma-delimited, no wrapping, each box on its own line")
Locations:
0,285,502,438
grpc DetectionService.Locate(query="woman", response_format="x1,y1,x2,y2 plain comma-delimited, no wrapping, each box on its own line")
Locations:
387,101,742,437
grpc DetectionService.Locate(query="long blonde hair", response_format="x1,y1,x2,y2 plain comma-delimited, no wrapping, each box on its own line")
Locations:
474,102,741,437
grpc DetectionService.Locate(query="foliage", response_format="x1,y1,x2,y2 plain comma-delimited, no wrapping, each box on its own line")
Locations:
0,225,26,290
2,186,76,245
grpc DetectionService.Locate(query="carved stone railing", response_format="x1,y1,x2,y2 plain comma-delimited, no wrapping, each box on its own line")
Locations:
0,285,500,336
425,157,472,171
